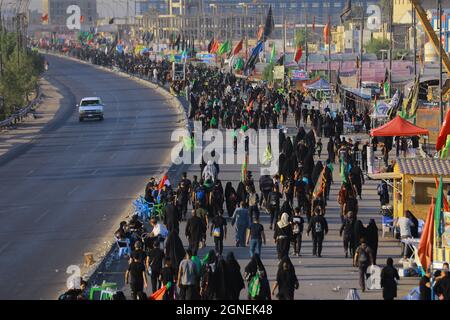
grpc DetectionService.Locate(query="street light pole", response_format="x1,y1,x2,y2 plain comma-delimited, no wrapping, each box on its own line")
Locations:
438,0,444,123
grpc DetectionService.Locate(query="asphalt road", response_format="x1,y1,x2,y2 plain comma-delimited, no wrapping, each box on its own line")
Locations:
0,55,183,299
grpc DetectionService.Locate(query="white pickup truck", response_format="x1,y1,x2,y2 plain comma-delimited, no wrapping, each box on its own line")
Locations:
78,97,104,122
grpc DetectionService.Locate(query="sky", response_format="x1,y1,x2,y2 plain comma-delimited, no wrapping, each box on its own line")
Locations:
28,0,135,18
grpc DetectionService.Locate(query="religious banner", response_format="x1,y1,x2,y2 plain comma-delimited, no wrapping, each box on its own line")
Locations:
273,66,285,80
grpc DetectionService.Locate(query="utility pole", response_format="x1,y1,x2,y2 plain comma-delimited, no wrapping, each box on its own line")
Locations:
412,0,417,78
389,0,393,98
438,0,444,123
304,10,308,72
359,3,365,89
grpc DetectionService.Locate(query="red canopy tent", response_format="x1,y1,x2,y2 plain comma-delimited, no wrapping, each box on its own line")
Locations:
370,115,429,137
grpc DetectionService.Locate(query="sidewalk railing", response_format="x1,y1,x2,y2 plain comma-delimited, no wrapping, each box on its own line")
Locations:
0,92,42,130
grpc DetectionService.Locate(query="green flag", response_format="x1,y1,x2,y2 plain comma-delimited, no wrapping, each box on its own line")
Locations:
274,102,280,114
217,40,232,55
270,43,276,64
384,81,390,97
234,57,244,70
435,176,444,241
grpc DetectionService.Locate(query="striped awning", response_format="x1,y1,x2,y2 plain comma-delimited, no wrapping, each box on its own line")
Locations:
397,158,450,175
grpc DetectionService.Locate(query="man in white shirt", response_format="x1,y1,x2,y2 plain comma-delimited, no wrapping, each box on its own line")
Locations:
395,213,415,260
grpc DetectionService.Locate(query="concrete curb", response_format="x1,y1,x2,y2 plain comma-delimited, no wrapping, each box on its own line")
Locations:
44,52,191,292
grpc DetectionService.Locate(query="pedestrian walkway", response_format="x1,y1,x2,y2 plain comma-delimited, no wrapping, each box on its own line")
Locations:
92,107,419,299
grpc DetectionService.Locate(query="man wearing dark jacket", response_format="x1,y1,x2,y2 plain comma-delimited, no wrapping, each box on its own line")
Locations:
354,239,374,292
164,197,181,233
340,211,355,258
268,186,282,230
307,208,328,257
185,209,206,256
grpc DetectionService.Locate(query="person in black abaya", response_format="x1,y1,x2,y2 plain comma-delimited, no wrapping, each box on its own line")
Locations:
244,254,271,300
165,231,186,274
305,130,316,149
327,137,335,163
283,137,294,157
225,182,238,218
366,219,379,265
353,220,366,256
214,257,229,300
236,181,247,204
278,153,287,178
272,256,299,300
311,161,324,187
274,213,293,260
303,150,315,179
225,252,245,300
201,250,217,299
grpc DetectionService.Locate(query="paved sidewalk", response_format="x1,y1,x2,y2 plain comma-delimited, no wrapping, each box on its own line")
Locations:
94,105,419,300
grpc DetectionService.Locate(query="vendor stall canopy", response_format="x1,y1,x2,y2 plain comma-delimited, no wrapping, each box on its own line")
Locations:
370,115,429,137
306,78,330,90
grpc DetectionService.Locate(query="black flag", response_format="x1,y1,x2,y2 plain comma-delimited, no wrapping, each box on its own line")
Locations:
208,37,214,53
109,18,115,24
277,54,285,66
175,34,181,51
340,0,352,24
263,5,275,41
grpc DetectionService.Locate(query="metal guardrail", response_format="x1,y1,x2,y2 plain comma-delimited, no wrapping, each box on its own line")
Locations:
0,92,42,129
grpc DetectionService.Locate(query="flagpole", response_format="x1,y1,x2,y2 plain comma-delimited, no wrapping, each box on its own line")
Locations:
283,10,286,90
328,15,332,103
304,11,309,73
359,2,365,89
389,0,393,98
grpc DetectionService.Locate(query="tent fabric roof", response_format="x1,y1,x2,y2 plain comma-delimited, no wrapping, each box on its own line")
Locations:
370,115,429,137
396,158,450,175
306,78,330,90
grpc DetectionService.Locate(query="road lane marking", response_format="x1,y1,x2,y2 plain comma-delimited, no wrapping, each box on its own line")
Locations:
67,185,80,196
91,169,99,175
34,209,50,223
26,169,35,177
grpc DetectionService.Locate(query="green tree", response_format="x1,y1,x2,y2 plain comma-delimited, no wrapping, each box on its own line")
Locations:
294,29,318,48
364,37,390,58
0,31,44,120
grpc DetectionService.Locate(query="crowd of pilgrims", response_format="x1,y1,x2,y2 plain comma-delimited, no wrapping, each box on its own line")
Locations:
47,43,384,300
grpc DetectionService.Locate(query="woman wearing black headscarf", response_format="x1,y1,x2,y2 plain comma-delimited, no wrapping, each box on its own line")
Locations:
236,181,247,204
366,219,379,265
303,149,315,179
327,137,335,163
201,250,217,299
353,220,366,257
225,252,245,300
272,256,299,300
244,254,271,300
311,161,324,187
225,182,238,218
164,231,186,274
214,257,229,300
283,137,294,157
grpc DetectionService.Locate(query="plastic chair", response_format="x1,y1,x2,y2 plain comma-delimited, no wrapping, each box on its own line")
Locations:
381,216,394,238
89,281,118,300
116,238,131,259
100,289,116,300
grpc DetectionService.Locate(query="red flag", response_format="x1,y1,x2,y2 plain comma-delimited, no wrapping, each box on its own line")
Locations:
324,23,330,44
80,15,85,23
211,40,220,54
436,109,450,151
233,39,244,56
418,198,435,273
41,13,49,22
149,286,166,300
312,16,316,32
294,47,303,63
157,175,168,190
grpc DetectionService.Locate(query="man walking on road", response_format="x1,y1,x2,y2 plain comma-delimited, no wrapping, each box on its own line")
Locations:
231,201,251,247
354,238,374,292
307,208,328,257
340,211,355,258
185,209,206,256
210,209,227,255
125,252,148,300
177,249,199,300
246,217,266,257
291,207,304,256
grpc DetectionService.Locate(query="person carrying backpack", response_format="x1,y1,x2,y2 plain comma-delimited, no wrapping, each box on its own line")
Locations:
354,238,374,292
307,207,328,257
268,186,282,230
339,211,355,258
291,207,304,256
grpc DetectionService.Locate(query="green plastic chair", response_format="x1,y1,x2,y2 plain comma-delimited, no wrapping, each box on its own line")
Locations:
100,289,115,301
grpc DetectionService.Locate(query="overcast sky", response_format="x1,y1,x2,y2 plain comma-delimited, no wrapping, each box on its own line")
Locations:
29,0,134,18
